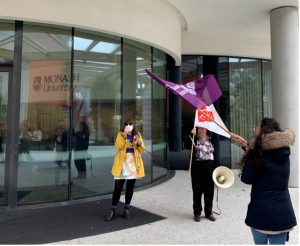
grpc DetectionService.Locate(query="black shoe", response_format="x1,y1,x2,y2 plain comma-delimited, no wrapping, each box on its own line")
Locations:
194,214,200,222
105,208,116,222
123,208,130,220
205,214,216,221
75,172,87,179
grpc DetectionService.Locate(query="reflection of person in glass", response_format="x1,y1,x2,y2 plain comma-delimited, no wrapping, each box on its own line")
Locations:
31,122,43,150
32,122,43,141
19,120,32,161
55,127,65,167
105,119,145,221
74,119,90,178
55,119,73,167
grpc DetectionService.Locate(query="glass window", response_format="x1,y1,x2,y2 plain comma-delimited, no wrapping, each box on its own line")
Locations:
181,56,202,150
152,48,167,180
72,30,121,199
229,58,263,168
0,21,14,64
18,23,72,204
217,57,231,166
182,56,197,81
1,20,169,206
123,39,152,185
0,21,14,205
262,60,272,117
0,70,9,205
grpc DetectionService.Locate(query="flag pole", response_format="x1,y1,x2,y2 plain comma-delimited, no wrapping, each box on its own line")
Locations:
189,133,195,177
199,109,249,148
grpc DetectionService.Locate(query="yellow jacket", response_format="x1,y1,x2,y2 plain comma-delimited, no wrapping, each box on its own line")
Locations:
111,131,145,178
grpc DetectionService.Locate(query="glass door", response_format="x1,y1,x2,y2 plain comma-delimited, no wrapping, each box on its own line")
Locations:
0,67,11,205
17,24,72,205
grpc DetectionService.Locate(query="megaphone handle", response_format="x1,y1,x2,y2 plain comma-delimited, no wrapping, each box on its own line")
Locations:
213,187,221,216
189,133,195,177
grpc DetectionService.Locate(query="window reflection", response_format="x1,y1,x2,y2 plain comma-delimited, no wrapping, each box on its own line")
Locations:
229,58,262,168
123,39,152,186
18,24,72,204
152,49,167,180
71,30,121,199
1,20,168,205
0,22,14,63
0,21,14,205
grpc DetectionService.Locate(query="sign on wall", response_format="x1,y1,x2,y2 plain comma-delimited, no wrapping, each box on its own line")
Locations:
28,60,79,105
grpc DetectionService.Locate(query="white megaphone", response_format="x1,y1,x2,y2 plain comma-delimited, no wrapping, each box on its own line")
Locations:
212,166,234,189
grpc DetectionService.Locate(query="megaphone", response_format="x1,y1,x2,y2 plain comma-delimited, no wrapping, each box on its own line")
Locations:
212,166,234,189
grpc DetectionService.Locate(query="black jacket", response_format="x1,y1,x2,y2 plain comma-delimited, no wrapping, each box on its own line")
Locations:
241,129,297,231
74,131,89,151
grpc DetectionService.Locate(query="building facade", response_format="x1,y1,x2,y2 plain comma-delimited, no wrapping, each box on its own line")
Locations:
0,0,298,208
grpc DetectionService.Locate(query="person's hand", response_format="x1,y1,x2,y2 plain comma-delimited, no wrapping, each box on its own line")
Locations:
191,128,196,135
134,134,142,145
230,132,248,149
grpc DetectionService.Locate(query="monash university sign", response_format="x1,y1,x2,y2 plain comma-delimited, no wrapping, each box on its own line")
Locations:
33,73,80,92
28,60,80,104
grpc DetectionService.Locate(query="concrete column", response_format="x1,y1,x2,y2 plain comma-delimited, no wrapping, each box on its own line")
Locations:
270,7,299,187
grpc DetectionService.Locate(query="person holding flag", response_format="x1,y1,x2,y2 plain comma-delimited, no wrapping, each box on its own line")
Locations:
190,126,219,222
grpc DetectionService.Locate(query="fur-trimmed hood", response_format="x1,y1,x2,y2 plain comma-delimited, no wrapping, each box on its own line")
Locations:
262,129,295,150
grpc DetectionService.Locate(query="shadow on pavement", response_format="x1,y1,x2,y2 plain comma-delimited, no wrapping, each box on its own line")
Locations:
0,199,165,244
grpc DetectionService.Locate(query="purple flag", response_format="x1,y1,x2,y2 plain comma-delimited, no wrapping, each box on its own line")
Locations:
145,69,222,109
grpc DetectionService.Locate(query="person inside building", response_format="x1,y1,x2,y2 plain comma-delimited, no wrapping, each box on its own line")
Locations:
74,119,90,178
32,122,43,142
233,118,297,245
190,127,219,222
31,122,43,149
55,127,64,167
105,118,145,221
55,118,74,167
19,120,32,161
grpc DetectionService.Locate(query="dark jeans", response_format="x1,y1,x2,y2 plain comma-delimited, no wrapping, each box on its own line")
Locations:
112,179,136,207
191,160,215,216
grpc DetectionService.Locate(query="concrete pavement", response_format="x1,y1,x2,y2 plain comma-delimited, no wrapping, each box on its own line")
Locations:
54,170,299,245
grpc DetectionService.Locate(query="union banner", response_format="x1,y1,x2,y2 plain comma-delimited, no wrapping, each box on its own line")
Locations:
194,105,230,138
197,106,214,122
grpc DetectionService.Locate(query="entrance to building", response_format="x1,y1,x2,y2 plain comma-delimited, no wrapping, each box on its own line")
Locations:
0,66,11,205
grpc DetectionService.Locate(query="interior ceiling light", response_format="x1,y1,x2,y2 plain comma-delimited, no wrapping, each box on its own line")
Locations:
90,41,119,53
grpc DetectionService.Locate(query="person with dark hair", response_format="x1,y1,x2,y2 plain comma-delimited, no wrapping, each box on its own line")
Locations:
190,127,219,222
55,119,75,167
74,120,90,178
232,118,297,245
105,119,145,221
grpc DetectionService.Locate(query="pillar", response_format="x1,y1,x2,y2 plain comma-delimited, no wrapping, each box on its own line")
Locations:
270,7,299,187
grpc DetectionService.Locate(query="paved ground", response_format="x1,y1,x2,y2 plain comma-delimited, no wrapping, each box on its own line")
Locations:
53,170,299,245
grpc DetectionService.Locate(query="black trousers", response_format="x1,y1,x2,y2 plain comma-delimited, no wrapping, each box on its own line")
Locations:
74,159,86,172
191,160,215,216
112,179,136,207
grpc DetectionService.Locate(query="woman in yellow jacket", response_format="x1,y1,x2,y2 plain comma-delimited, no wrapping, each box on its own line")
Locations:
105,119,145,221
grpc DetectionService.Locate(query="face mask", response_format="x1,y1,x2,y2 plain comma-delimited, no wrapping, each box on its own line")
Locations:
126,125,133,132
